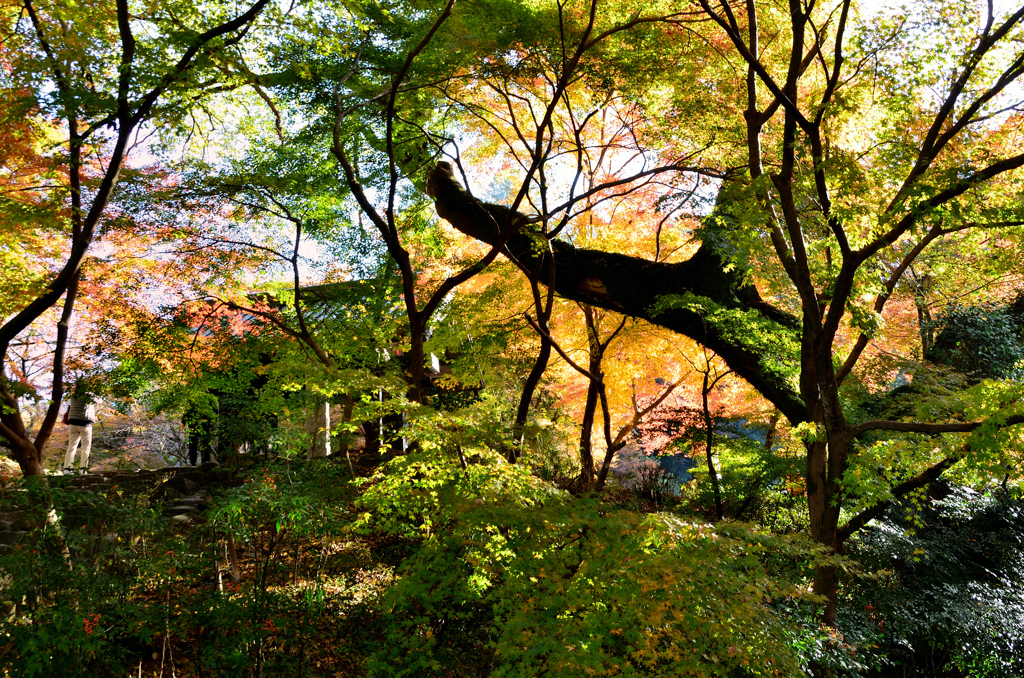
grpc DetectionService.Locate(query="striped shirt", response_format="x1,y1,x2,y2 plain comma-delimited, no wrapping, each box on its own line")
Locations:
67,398,96,426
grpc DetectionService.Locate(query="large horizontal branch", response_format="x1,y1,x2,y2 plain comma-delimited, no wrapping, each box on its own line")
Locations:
427,163,808,424
837,455,958,544
851,413,1024,439
840,411,1024,541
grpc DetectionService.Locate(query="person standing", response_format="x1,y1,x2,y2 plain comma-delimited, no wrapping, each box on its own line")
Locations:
63,394,97,474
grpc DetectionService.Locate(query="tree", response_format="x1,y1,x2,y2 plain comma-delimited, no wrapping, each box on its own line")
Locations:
525,303,688,490
688,348,732,521
0,0,272,475
425,0,1024,623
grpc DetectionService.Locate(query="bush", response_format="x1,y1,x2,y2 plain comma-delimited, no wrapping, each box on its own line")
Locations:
0,479,163,677
842,485,1024,677
927,303,1024,381
358,446,828,677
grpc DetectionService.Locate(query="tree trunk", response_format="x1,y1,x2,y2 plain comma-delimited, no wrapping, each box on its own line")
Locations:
914,278,934,357
10,437,44,477
514,254,556,461
594,441,623,491
513,335,551,457
805,431,848,626
702,373,724,522
813,563,840,626
407,321,427,405
1,400,44,476
577,378,600,491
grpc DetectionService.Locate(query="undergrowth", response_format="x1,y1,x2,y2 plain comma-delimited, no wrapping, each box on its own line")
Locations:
2,446,998,677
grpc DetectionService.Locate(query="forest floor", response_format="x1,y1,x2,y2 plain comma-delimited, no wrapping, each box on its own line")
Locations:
0,449,396,677
131,449,402,677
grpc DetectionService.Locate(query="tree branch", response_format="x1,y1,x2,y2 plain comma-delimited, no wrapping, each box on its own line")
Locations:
837,456,958,543
850,413,1024,439
524,313,597,381
428,163,808,424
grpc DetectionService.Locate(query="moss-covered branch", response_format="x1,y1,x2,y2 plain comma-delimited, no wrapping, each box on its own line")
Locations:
427,163,808,424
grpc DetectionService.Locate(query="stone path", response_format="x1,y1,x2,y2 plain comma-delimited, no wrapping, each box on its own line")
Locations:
0,462,245,551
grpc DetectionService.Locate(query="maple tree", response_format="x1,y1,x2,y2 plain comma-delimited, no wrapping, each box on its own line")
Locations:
242,0,716,412
422,0,1024,623
0,0,273,475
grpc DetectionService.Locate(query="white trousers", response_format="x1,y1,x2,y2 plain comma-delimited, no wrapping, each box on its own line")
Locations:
64,424,93,470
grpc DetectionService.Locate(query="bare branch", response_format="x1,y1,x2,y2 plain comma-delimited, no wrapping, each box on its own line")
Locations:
524,312,597,381
851,412,1024,439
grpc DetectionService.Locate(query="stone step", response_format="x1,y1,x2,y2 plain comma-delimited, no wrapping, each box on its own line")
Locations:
2,461,245,538
0,531,23,546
